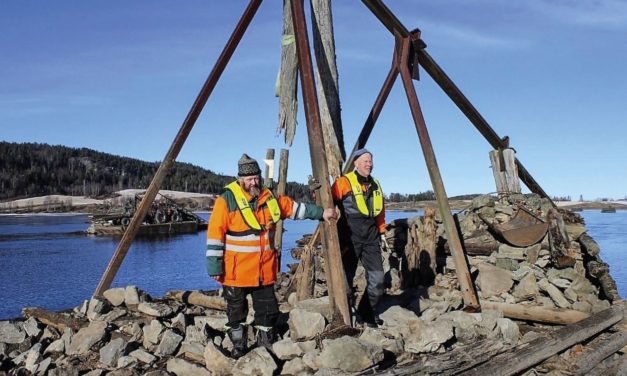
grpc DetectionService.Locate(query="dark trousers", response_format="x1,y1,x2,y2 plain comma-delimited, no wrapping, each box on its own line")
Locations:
223,284,279,328
342,240,384,320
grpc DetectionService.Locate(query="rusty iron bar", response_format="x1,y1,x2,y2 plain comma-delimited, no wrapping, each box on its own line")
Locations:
398,35,480,310
414,50,554,205
361,0,553,205
94,0,263,297
290,0,351,326
345,47,400,169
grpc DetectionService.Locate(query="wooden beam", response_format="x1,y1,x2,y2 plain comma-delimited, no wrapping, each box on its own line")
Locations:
480,301,589,325
461,305,624,376
165,291,227,311
22,307,87,332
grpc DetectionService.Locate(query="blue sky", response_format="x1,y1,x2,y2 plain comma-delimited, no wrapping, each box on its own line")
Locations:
2,1,626,200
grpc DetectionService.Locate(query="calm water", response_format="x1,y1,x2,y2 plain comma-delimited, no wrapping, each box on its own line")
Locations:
0,210,625,320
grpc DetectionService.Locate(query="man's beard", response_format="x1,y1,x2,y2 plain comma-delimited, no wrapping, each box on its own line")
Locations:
247,186,261,197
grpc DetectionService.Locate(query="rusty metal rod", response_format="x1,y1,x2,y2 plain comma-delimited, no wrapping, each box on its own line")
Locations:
415,49,553,204
398,36,480,310
94,0,263,297
361,0,553,204
290,0,351,326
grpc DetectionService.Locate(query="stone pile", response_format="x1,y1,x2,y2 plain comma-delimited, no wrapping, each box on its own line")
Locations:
0,193,625,375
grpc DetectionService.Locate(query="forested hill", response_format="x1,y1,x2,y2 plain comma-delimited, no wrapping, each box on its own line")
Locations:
0,142,310,201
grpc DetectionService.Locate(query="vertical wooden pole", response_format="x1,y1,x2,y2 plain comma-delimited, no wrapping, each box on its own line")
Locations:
291,0,350,325
275,149,289,253
489,148,521,195
264,148,275,189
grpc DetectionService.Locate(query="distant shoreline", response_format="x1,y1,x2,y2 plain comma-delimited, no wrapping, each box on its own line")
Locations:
2,191,625,214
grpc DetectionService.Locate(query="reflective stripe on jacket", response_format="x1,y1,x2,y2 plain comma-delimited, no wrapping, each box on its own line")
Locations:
207,182,323,287
332,173,386,239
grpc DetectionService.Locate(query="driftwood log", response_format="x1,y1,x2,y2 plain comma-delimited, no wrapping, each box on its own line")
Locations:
480,300,589,325
296,246,316,301
569,330,627,375
165,291,226,311
489,148,521,195
22,307,87,332
460,305,624,376
403,208,437,287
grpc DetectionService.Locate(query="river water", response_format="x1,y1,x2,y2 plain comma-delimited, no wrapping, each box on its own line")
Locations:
0,210,625,320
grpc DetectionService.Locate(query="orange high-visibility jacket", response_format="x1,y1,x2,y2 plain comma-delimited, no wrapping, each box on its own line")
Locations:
332,174,386,235
206,184,323,287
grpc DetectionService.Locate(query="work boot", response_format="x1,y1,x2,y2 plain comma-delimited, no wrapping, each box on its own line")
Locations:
227,324,248,359
255,326,276,350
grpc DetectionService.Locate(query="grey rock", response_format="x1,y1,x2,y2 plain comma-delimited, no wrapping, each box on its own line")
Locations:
294,296,333,321
129,348,157,364
272,337,304,360
0,321,26,344
195,315,228,332
167,358,212,375
476,263,514,297
537,279,570,308
99,337,127,367
66,321,108,355
404,319,454,353
155,329,183,356
318,336,384,372
143,319,165,347
288,308,326,341
124,285,141,307
103,287,126,306
203,341,234,376
281,358,312,375
23,317,42,338
137,302,174,318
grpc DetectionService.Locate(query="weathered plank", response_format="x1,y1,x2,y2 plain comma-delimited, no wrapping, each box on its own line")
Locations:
489,148,521,195
22,307,87,332
277,0,298,145
460,305,624,376
569,330,627,375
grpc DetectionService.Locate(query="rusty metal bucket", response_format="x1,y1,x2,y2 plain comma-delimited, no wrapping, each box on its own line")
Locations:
481,204,548,247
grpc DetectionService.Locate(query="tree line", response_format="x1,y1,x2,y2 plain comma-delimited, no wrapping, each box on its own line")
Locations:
0,142,311,201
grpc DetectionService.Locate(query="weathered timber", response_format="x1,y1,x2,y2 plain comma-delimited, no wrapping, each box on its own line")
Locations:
587,260,621,302
588,354,627,376
291,0,350,325
547,208,577,268
579,232,601,256
22,307,87,332
569,330,627,375
460,305,624,376
418,207,437,285
277,0,298,145
370,339,509,376
263,148,275,188
480,300,589,325
296,246,315,300
311,0,345,177
274,149,289,253
489,148,521,195
165,291,227,311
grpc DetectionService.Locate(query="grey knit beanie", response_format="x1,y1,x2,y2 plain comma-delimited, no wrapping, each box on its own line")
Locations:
238,154,261,177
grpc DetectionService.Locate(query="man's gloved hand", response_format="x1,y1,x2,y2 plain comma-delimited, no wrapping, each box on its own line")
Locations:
380,234,391,252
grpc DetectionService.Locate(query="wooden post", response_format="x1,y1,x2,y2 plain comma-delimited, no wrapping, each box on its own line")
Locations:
277,0,299,145
489,148,521,195
264,148,275,189
311,0,345,178
275,149,289,262
291,0,350,326
479,301,589,325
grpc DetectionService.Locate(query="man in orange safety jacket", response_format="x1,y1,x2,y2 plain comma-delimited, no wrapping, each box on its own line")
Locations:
332,148,389,328
206,154,338,358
